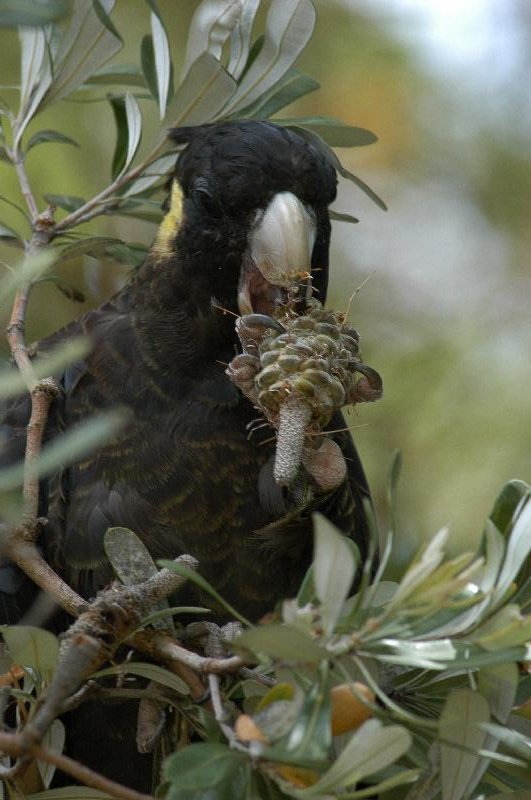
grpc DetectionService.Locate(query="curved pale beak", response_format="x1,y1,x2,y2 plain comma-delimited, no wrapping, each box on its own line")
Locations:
238,192,316,315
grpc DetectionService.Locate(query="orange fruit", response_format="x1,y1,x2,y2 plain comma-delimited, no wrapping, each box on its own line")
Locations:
330,682,375,736
274,764,320,788
235,713,268,743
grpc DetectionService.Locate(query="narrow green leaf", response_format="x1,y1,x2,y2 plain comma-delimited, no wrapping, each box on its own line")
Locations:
163,52,236,129
490,480,530,537
110,205,164,224
337,160,388,210
97,241,148,267
0,0,68,27
329,210,359,224
275,663,331,765
235,624,328,662
123,153,175,196
85,63,146,87
387,449,402,526
238,32,264,82
388,527,448,609
104,527,174,634
338,768,419,798
430,520,506,638
26,129,79,152
104,527,158,584
140,34,158,102
150,6,171,119
227,0,260,80
366,638,457,670
16,27,53,140
58,235,125,261
44,0,123,107
468,664,520,793
43,193,86,212
287,124,388,210
123,92,142,171
224,0,316,115
439,688,490,800
479,723,531,761
164,742,248,791
1,625,59,679
38,720,65,789
91,0,123,43
236,68,318,119
140,606,211,627
181,0,242,78
43,277,85,303
92,662,189,695
306,720,411,793
312,513,356,635
277,117,378,147
296,563,316,607
158,560,251,627
109,95,127,179
493,497,531,609
474,605,531,651
19,26,46,112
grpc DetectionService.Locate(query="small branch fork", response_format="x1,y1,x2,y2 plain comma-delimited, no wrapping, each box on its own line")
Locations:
0,557,247,799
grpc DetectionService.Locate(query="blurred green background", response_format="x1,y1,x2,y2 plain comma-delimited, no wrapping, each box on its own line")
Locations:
1,0,529,565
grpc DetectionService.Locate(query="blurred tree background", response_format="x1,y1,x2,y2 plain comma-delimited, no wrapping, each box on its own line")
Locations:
1,0,529,567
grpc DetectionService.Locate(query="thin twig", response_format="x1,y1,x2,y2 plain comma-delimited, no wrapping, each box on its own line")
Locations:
208,674,241,749
53,144,170,234
4,530,87,617
21,381,60,522
9,144,39,221
139,632,244,675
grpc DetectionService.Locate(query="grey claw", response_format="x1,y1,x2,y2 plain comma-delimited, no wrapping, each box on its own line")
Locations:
239,314,286,333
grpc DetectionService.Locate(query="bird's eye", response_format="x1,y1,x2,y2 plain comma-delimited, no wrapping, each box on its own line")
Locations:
192,181,219,215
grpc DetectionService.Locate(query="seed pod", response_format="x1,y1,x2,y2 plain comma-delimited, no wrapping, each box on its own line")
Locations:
302,438,347,492
227,296,382,488
330,682,375,736
277,353,303,372
256,364,282,389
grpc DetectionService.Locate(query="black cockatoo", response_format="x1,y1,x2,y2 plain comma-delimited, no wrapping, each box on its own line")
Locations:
0,120,373,626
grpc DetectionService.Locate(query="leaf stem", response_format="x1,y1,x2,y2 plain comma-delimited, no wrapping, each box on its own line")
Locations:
53,141,170,234
9,141,39,222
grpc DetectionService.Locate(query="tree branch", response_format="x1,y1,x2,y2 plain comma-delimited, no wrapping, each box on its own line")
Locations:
0,730,155,800
9,143,39,222
4,529,87,617
137,631,244,675
53,143,171,235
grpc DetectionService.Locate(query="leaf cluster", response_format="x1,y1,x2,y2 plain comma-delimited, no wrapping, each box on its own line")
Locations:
2,475,530,799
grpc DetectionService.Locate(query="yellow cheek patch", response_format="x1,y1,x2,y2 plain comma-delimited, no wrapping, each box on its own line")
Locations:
153,180,184,256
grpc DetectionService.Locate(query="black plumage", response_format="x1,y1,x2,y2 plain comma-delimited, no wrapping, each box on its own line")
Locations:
0,120,372,625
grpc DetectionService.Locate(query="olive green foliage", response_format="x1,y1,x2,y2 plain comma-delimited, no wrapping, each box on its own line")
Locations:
0,2,530,800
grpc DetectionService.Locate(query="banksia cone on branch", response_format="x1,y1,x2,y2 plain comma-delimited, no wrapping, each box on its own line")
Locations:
227,297,382,489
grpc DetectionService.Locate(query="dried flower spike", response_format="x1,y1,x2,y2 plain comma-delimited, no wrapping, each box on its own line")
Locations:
227,297,382,489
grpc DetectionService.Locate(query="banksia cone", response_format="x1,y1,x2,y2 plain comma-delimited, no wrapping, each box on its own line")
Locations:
227,297,382,488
